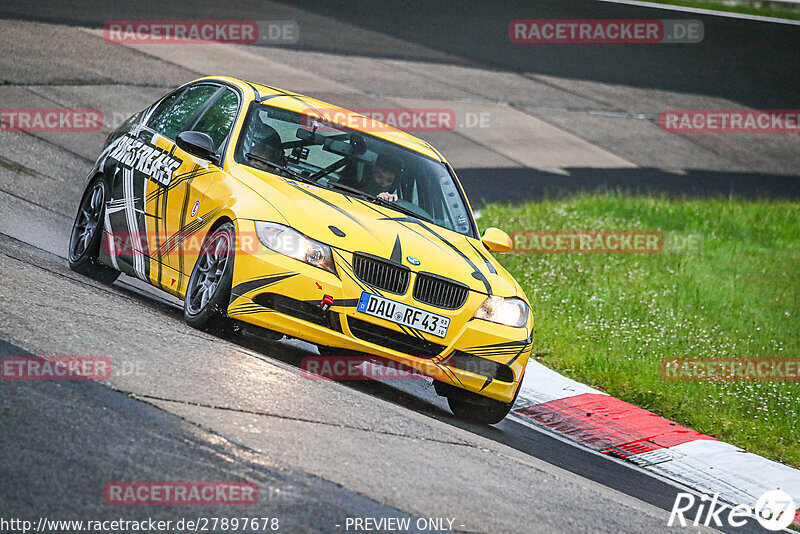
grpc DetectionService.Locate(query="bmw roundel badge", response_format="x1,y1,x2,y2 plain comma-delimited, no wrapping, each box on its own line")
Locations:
406,256,421,266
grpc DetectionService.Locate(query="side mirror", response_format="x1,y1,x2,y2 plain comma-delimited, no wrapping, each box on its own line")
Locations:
176,131,218,164
481,227,513,253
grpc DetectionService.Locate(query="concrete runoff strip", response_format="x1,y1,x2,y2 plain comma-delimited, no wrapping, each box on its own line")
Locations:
75,29,636,174
513,367,800,526
390,98,636,172
79,28,359,95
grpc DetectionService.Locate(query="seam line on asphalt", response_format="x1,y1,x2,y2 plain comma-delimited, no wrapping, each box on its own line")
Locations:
128,392,476,447
0,240,216,342
20,130,94,165
0,188,72,219
0,154,60,182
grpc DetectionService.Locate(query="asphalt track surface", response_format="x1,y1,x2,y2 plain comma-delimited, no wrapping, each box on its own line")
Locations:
0,1,796,533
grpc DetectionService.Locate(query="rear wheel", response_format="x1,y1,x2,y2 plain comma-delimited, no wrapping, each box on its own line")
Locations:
184,222,237,336
68,177,120,284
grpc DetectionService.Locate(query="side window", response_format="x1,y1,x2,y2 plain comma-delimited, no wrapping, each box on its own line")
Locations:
191,89,239,153
146,84,219,140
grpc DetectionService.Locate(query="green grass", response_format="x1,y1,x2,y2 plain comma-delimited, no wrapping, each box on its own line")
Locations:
642,0,800,21
482,193,800,467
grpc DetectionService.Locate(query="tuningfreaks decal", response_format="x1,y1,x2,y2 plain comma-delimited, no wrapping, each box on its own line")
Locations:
107,134,182,187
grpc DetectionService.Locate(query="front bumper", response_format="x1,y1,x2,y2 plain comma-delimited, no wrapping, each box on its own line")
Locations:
227,221,533,403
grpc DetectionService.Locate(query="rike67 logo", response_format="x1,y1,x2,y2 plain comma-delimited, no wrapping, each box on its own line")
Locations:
669,490,797,531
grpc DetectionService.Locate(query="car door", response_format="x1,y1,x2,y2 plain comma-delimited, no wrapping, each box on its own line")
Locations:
163,86,241,296
102,83,220,286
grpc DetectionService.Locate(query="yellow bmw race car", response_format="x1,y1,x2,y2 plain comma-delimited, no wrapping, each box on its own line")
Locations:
68,76,533,424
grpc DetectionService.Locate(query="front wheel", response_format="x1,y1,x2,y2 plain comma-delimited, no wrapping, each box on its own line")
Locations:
68,177,120,284
184,222,237,336
442,372,523,425
447,395,513,425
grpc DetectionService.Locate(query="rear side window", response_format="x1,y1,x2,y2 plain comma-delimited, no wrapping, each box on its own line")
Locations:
191,89,239,153
146,84,219,140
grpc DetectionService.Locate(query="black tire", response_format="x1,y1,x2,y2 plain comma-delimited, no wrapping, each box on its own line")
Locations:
184,222,237,335
446,372,524,425
316,345,360,357
68,177,120,284
447,395,513,425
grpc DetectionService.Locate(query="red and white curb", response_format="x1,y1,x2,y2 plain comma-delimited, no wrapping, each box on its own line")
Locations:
512,361,800,526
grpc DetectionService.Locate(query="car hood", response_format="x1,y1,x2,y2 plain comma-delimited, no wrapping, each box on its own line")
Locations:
235,167,520,297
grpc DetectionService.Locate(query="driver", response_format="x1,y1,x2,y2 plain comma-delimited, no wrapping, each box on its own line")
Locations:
246,113,286,166
364,154,404,202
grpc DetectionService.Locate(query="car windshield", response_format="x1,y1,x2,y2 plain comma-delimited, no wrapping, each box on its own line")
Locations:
236,103,474,236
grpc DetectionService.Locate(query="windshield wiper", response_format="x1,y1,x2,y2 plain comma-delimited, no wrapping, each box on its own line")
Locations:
323,180,371,199
324,181,432,223
371,196,433,223
245,152,314,184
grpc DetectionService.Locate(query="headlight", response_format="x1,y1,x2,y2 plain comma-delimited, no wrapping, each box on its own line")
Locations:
473,296,529,328
254,222,336,274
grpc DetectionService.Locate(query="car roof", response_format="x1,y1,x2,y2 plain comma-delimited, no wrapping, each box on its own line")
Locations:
194,76,446,162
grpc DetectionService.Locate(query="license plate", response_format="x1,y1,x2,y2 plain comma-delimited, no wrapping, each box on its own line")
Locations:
357,292,450,338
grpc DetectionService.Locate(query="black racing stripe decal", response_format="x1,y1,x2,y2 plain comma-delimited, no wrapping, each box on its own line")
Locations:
354,197,397,218
157,206,222,257
436,361,467,389
334,250,386,299
379,216,492,294
146,167,214,203
230,272,298,297
291,186,378,239
160,168,170,289
390,235,402,264
229,302,273,316
178,175,191,286
467,339,530,350
460,339,533,366
479,377,493,392
467,239,497,274
350,198,456,257
396,323,426,341
505,345,531,367
464,341,530,358
153,179,164,289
